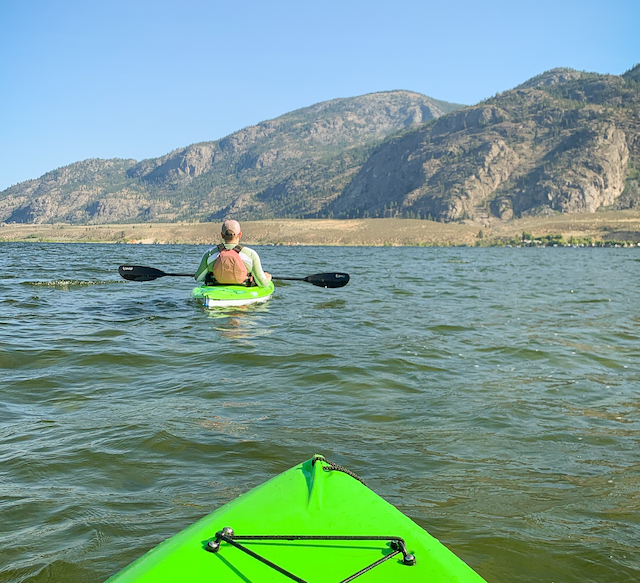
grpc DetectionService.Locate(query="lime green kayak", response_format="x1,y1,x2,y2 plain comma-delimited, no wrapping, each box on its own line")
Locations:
106,455,487,582
191,281,275,308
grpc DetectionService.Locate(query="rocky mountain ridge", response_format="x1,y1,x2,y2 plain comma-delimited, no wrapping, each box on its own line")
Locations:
1,66,638,225
327,66,640,221
0,91,459,224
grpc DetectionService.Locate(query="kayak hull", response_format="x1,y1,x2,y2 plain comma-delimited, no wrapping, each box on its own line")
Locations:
106,456,487,583
191,281,275,308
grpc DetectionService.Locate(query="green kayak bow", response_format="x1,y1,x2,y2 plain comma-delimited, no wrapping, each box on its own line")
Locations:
106,455,487,582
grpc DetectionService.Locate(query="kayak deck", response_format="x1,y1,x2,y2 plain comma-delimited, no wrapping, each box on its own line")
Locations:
191,281,275,307
106,455,487,583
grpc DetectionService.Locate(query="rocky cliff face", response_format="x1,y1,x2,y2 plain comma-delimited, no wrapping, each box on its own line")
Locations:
127,144,220,186
510,123,629,215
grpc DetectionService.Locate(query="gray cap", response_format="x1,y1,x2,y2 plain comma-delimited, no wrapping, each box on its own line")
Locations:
221,219,241,236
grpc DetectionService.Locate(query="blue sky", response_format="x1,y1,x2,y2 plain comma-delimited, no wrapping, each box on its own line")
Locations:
0,0,637,191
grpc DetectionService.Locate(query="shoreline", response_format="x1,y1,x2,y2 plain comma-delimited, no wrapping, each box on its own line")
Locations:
2,212,640,246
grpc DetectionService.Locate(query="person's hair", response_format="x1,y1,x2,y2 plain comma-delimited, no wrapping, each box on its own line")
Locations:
222,229,236,242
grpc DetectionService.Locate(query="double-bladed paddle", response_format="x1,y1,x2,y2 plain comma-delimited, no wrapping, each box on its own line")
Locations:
118,265,350,288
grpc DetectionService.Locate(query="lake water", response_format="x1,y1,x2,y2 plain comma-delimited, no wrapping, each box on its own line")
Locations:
1,242,639,583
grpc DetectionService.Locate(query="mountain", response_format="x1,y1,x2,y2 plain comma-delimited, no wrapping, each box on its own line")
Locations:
2,65,638,225
327,65,640,221
0,91,463,224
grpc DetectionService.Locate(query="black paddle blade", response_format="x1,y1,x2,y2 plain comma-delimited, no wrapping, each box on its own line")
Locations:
303,272,350,288
118,265,168,281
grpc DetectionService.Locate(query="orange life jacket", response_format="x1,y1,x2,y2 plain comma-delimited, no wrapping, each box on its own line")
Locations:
211,244,248,284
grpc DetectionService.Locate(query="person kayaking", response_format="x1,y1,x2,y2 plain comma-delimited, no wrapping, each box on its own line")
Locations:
194,219,272,287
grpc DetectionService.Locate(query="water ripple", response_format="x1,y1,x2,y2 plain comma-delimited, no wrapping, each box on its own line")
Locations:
1,244,639,582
